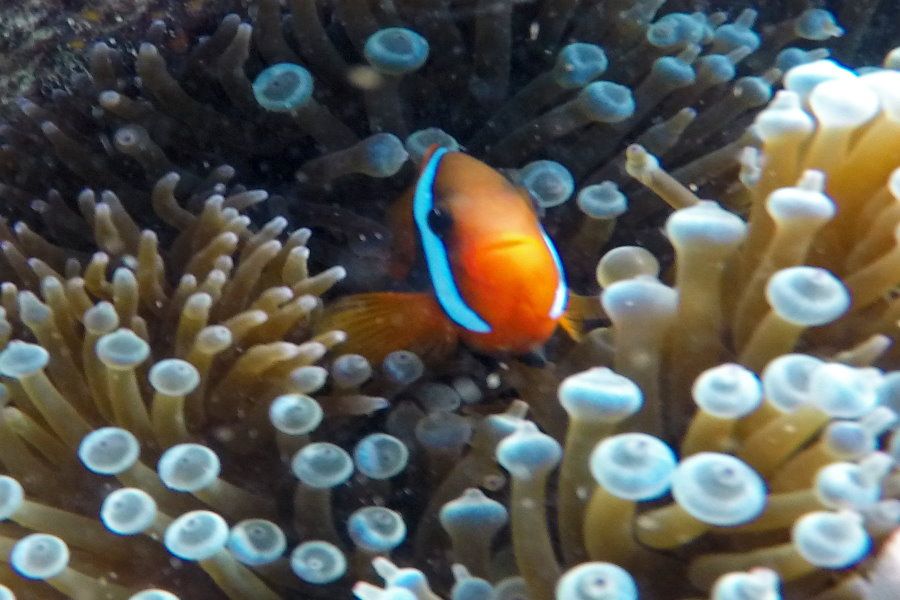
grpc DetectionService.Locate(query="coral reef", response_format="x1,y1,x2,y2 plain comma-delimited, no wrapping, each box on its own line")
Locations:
0,0,898,599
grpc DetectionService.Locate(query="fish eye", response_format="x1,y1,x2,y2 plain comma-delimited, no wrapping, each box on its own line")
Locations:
427,207,453,236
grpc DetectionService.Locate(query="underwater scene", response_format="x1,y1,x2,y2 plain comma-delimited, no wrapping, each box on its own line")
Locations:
0,0,899,598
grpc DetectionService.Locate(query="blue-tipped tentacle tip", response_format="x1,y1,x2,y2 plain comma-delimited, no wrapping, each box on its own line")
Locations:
864,405,898,436
765,174,834,224
164,510,229,561
451,565,493,600
416,411,472,450
364,28,430,75
766,266,849,326
696,54,738,86
590,433,677,501
711,568,780,600
712,9,761,53
776,47,830,72
354,433,410,480
78,427,141,475
0,475,24,520
101,487,158,535
693,363,762,419
332,353,373,388
360,133,409,177
577,81,635,123
288,365,329,395
269,393,324,436
253,63,315,112
414,382,462,413
372,557,435,596
381,350,425,385
11,534,69,580
347,506,407,553
354,585,417,600
291,442,354,488
128,590,181,600
0,340,49,378
815,459,886,511
553,43,608,88
794,9,844,41
735,76,774,107
291,540,347,584
96,328,150,368
761,353,823,412
666,200,747,248
555,562,638,600
157,443,221,492
227,519,287,566
482,403,530,444
440,488,509,534
149,359,200,396
496,422,563,479
451,576,494,600
558,367,644,423
672,453,766,526
517,160,575,208
822,421,873,460
792,510,870,569
877,372,900,412
784,60,856,103
808,363,881,419
405,129,460,164
596,247,660,286
651,53,697,89
647,13,707,50
577,181,628,219
601,275,677,323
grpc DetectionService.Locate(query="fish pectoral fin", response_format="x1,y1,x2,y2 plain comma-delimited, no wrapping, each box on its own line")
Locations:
314,292,458,365
559,292,605,342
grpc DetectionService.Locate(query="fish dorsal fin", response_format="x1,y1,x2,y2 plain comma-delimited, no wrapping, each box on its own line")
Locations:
559,292,605,342
413,147,492,334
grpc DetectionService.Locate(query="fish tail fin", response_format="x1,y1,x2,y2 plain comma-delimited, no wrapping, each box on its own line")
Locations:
559,292,605,342
314,292,458,365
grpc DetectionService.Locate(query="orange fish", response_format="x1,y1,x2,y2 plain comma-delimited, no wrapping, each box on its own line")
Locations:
317,146,581,365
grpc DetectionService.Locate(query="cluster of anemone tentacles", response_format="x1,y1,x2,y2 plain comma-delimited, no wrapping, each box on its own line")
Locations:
0,0,899,599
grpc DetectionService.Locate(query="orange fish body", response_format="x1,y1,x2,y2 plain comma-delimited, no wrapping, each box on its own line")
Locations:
427,150,564,353
319,146,568,363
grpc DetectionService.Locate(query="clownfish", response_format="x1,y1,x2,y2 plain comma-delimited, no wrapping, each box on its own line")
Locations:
317,146,586,365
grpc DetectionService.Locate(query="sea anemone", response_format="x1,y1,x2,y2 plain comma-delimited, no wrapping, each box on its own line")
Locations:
0,167,358,597
0,0,898,599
